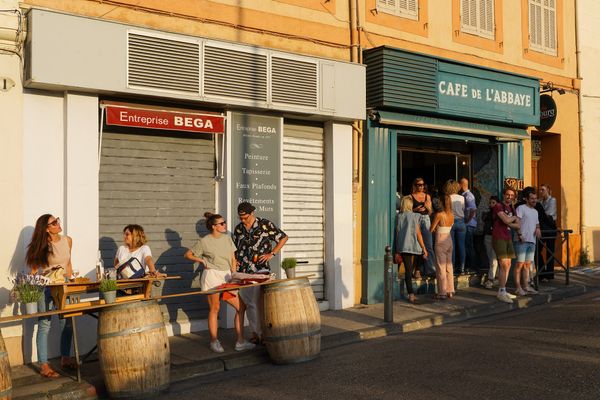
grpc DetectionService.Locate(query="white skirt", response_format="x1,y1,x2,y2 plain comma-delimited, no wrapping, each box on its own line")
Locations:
200,269,231,291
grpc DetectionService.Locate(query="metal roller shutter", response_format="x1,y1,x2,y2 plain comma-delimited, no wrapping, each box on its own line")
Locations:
282,123,325,300
99,131,215,323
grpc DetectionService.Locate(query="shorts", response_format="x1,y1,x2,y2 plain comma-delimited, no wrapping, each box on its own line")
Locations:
492,238,515,260
200,268,231,291
515,242,536,263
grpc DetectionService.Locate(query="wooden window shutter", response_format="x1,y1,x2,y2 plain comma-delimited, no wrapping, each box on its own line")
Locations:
479,0,495,39
460,0,478,35
528,0,543,51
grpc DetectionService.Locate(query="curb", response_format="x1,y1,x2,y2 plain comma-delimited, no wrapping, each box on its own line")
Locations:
170,283,592,380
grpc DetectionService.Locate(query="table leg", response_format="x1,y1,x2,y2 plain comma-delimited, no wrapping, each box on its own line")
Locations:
71,316,81,383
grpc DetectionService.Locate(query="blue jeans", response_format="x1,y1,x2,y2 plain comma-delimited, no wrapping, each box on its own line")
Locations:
465,225,477,271
37,288,72,364
451,218,466,274
419,215,436,276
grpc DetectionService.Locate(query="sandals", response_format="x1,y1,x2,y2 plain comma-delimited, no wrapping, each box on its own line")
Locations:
408,294,418,304
40,364,60,379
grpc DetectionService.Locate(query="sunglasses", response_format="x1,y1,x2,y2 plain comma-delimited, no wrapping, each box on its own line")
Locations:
47,217,61,227
416,183,425,187
214,221,227,226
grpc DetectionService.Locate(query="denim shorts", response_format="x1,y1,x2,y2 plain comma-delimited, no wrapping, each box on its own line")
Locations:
515,241,536,263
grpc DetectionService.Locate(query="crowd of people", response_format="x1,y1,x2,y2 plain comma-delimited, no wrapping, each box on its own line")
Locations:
394,178,558,305
25,201,288,378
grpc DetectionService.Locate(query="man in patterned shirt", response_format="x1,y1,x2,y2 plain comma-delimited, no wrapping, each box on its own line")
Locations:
233,202,288,343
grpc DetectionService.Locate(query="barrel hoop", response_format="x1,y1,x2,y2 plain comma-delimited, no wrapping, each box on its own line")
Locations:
0,351,7,357
264,278,310,293
99,321,165,339
102,299,157,312
0,387,12,397
263,328,321,343
107,384,168,399
264,282,311,293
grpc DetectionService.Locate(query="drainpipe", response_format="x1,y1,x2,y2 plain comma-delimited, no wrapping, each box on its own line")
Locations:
574,0,585,256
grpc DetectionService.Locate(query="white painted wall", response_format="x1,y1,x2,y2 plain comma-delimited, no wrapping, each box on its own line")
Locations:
578,1,600,259
324,122,355,309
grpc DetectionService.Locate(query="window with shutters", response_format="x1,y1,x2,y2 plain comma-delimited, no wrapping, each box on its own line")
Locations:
376,0,418,20
528,0,557,56
460,0,495,40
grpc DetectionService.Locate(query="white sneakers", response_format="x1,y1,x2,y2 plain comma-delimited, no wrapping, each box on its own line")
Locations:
209,340,225,353
484,280,494,290
525,286,539,294
210,339,256,353
497,291,513,304
235,340,256,351
515,288,527,296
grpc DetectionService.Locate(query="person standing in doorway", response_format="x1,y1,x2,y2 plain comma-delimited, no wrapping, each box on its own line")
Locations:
492,188,520,303
460,178,478,273
410,178,436,277
539,184,558,280
430,188,455,299
233,202,288,344
483,196,500,289
445,180,466,275
514,190,541,296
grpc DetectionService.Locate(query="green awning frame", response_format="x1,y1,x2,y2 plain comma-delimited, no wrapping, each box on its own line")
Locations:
373,110,530,141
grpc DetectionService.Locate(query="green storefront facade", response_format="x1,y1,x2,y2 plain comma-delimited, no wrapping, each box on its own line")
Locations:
361,47,540,304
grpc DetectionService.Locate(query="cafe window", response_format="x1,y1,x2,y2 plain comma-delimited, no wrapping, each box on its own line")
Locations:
376,0,418,20
460,0,495,40
528,0,557,56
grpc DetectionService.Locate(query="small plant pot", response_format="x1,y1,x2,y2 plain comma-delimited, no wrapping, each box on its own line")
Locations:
284,268,296,279
102,290,117,304
25,302,38,315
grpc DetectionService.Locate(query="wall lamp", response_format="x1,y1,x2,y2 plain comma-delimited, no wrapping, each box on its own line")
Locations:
541,82,565,95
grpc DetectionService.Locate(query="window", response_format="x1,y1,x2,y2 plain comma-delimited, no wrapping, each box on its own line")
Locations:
376,0,418,20
528,0,557,56
460,0,495,39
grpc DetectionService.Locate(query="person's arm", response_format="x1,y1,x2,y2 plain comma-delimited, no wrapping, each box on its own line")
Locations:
430,213,441,233
425,194,433,215
66,236,74,279
145,255,163,277
258,235,289,264
184,243,206,266
547,197,557,221
415,221,428,259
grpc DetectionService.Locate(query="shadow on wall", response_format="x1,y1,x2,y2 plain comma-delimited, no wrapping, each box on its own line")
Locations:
334,257,350,301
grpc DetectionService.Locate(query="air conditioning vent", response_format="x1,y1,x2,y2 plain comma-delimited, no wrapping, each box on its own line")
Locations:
272,57,317,108
204,45,267,102
128,33,200,93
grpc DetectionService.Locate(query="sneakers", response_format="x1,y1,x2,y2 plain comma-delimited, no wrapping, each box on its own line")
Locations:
497,292,513,304
525,286,539,294
235,340,256,351
515,288,527,296
209,340,224,353
483,280,494,289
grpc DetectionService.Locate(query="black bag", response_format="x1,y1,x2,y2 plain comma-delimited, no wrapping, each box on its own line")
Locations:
116,257,145,279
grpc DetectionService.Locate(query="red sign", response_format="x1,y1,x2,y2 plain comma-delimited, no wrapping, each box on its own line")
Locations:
105,105,225,134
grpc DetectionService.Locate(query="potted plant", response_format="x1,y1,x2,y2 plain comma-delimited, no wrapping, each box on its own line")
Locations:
11,273,49,314
281,257,298,279
99,279,118,304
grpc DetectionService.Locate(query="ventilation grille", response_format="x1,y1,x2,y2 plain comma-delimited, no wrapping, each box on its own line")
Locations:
272,57,318,107
204,45,267,102
128,33,200,93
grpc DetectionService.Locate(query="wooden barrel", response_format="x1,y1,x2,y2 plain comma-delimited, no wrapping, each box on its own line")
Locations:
262,277,321,364
98,300,170,399
0,332,12,400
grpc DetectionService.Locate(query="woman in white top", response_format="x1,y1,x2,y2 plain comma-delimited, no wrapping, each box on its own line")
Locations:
114,224,164,277
446,179,467,275
431,190,455,299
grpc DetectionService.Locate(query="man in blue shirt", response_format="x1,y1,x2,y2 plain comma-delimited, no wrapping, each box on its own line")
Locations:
460,178,478,273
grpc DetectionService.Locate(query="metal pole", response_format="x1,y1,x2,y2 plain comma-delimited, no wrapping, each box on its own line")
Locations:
384,245,393,322
534,237,540,290
71,316,81,383
565,230,570,285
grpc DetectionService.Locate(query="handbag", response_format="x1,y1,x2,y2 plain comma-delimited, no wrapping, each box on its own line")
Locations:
45,266,66,283
116,257,145,279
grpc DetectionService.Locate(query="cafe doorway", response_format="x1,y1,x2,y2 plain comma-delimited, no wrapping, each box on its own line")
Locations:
398,149,471,197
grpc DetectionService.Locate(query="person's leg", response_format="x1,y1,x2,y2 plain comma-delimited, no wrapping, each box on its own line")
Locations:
420,218,436,276
465,226,476,272
434,236,447,296
402,253,415,300
206,293,220,342
445,242,455,296
225,296,244,343
456,220,467,274
484,235,498,284
59,317,73,359
451,223,457,273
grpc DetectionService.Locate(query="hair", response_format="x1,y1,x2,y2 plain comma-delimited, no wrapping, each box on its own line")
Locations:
26,214,53,268
123,224,147,248
440,194,452,213
399,195,413,213
489,195,500,203
443,179,459,196
503,187,516,196
522,186,537,199
540,183,551,194
204,212,224,232
411,177,426,193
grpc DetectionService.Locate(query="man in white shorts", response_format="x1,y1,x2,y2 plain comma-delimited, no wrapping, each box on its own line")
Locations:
514,190,541,296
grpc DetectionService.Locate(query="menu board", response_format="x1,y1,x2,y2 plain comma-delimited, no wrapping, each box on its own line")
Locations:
230,113,282,226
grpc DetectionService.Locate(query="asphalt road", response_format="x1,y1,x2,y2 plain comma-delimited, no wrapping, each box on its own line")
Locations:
161,292,600,400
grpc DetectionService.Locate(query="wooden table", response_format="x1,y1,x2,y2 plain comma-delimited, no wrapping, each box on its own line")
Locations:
48,277,180,316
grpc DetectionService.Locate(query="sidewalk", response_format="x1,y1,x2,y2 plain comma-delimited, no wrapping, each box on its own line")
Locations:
11,266,600,399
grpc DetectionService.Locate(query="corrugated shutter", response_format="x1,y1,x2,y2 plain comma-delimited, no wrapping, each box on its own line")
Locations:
128,33,200,93
99,132,215,323
282,123,325,300
271,56,317,108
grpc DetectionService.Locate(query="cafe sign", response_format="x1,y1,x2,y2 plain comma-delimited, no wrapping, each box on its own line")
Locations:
536,94,557,132
504,177,524,191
